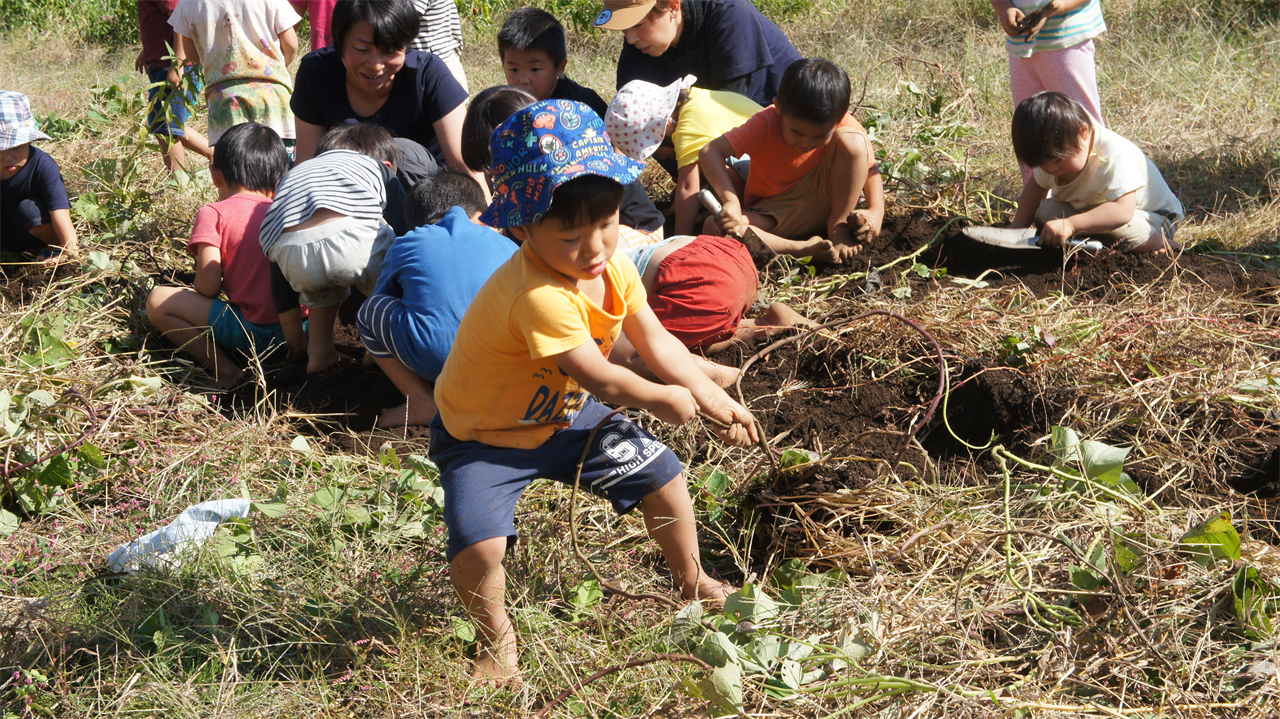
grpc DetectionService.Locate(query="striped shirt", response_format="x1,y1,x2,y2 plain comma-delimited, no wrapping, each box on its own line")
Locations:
408,0,463,56
259,150,387,254
1005,0,1106,58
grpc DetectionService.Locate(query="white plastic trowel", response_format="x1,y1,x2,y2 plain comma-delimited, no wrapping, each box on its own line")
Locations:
962,225,1103,251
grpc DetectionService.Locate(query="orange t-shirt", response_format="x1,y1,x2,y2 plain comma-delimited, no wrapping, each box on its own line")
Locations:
723,106,864,207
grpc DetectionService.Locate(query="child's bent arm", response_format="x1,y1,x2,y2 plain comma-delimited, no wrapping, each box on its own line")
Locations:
193,244,223,298
1040,191,1137,247
175,33,200,67
1012,179,1049,228
698,136,748,234
623,307,758,447
551,340,696,425
279,26,298,68
48,209,78,255
673,163,702,237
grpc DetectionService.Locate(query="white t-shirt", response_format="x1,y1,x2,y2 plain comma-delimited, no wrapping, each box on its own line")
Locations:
170,0,300,87
1034,125,1183,221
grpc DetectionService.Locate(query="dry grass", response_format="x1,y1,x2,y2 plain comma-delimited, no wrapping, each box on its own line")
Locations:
3,1,1280,717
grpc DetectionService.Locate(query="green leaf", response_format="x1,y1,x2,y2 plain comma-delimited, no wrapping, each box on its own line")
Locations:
694,663,743,715
779,448,819,470
450,617,476,643
570,578,603,611
667,601,704,647
1232,566,1279,638
0,509,19,536
751,633,782,671
724,583,779,625
78,442,105,468
703,469,730,496
1069,564,1105,591
289,435,312,453
772,558,808,589
252,501,287,519
1180,512,1242,568
695,631,737,668
88,251,111,270
832,617,874,671
780,658,803,690
378,443,400,470
890,286,913,299
311,487,345,510
38,455,73,487
1050,426,1082,466
26,389,56,406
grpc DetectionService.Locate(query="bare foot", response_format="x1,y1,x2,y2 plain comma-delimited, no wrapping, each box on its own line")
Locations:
472,647,520,683
790,237,844,264
306,350,340,375
707,361,740,389
375,396,438,428
685,578,736,601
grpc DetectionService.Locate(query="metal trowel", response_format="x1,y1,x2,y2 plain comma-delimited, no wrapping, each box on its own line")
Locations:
698,189,779,267
963,225,1103,251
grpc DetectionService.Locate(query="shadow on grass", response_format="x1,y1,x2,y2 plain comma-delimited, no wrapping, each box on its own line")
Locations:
1153,138,1280,220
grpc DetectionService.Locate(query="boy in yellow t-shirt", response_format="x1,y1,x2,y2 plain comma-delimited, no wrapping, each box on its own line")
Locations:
431,100,758,680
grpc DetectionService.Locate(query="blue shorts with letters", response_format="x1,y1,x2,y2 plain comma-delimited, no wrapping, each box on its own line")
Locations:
430,398,684,561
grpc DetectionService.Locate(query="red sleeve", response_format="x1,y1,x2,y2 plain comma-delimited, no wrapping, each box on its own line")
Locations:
187,205,223,252
723,106,775,159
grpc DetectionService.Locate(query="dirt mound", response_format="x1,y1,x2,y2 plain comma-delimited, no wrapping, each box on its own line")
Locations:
0,260,81,304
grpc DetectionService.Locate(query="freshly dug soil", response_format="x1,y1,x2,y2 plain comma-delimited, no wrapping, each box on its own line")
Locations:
0,260,81,305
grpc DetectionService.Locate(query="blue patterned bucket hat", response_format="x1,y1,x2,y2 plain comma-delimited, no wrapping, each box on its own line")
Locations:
484,99,645,229
0,91,51,151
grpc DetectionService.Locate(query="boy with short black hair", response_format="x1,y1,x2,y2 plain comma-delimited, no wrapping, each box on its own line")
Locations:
1009,91,1182,254
1,91,78,261
357,170,516,427
260,122,400,374
498,7,609,118
699,57,884,263
146,122,291,387
431,100,757,679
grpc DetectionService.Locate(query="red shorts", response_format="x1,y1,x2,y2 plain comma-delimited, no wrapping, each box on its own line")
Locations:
648,235,758,349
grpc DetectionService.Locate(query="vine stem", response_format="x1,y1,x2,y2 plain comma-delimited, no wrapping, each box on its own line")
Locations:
1,389,97,480
532,653,711,719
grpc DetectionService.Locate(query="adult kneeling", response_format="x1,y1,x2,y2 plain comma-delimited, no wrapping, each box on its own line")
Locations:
596,0,801,108
290,0,482,188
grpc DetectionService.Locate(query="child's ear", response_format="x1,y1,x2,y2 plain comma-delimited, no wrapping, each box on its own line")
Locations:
555,59,568,78
209,166,226,188
508,224,532,242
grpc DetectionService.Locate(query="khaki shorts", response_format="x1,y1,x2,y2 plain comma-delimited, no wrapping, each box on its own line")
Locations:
1035,199,1179,252
750,126,867,239
267,216,395,308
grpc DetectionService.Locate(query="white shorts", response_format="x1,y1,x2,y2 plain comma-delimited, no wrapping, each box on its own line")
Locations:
267,216,395,308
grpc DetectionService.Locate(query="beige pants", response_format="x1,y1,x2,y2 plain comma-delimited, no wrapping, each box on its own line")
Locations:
750,126,866,239
1035,199,1178,252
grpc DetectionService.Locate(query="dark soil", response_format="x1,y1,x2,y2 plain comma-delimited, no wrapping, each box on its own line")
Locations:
0,259,81,304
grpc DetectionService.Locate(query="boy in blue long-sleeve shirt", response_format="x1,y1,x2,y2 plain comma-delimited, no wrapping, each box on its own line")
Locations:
358,170,517,427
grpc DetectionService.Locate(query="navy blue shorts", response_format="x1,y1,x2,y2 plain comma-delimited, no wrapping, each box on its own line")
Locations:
430,398,684,561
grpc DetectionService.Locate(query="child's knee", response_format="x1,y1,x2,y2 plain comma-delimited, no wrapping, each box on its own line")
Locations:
451,537,508,572
701,215,721,236
144,286,176,320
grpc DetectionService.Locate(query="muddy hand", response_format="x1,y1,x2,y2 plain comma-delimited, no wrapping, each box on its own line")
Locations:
850,210,881,243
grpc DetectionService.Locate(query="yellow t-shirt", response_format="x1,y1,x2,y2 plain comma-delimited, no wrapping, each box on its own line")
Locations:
434,244,648,449
673,87,764,169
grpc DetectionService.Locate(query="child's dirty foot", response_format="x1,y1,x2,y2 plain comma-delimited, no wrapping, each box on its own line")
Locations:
471,649,520,683
375,399,437,428
306,351,341,375
686,578,736,601
707,362,740,389
794,237,844,264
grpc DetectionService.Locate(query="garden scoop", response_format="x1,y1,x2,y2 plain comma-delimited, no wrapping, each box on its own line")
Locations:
698,189,779,266
963,225,1103,251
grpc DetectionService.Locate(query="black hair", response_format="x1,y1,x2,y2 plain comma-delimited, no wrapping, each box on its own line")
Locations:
462,85,536,173
211,122,289,193
497,8,567,67
317,122,399,168
542,175,625,228
331,0,419,55
774,58,851,127
404,170,488,227
1011,91,1093,169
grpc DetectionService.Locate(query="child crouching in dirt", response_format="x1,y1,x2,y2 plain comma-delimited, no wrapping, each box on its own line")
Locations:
1010,92,1183,253
258,123,400,375
431,100,758,680
357,170,517,428
613,234,814,388
698,58,884,264
146,122,290,387
1,91,79,262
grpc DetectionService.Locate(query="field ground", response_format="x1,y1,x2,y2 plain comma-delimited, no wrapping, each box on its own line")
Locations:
3,1,1280,717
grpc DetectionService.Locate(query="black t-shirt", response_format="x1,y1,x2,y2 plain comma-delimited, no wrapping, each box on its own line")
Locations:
291,47,469,162
550,75,610,120
620,180,664,233
615,0,801,107
0,145,70,253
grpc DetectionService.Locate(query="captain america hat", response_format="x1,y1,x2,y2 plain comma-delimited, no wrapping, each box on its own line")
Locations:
0,91,51,151
484,99,645,229
593,0,657,30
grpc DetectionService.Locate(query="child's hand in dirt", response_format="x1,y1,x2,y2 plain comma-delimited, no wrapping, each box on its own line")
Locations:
716,201,750,238
699,398,759,449
999,7,1027,37
1038,217,1075,249
653,385,698,425
850,209,882,243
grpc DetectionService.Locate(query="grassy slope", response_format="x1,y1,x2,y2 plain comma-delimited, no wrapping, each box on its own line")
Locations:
2,1,1280,717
